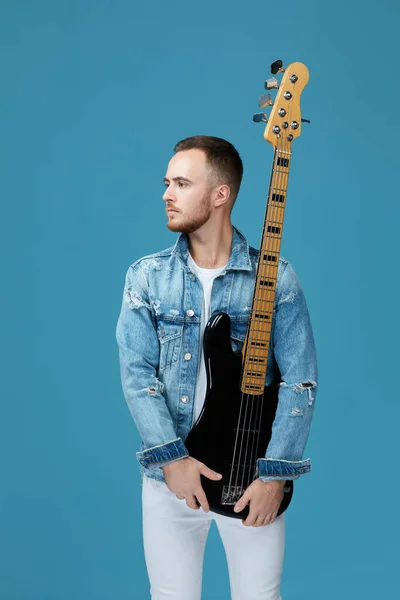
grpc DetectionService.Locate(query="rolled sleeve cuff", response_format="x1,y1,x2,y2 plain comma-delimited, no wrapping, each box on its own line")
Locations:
136,437,189,468
256,457,311,481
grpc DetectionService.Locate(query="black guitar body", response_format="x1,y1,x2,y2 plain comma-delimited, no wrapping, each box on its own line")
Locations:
185,312,294,519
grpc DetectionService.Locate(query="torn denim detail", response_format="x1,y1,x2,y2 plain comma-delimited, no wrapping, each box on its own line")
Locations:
124,288,152,310
256,457,311,481
140,258,163,272
136,437,189,468
280,379,318,406
140,375,165,396
277,291,297,305
151,299,162,316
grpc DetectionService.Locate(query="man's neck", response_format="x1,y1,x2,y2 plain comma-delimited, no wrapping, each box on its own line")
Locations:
188,221,233,269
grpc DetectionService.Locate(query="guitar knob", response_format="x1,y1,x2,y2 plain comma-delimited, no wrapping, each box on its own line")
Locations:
253,112,268,123
270,59,285,74
264,77,279,90
258,93,273,108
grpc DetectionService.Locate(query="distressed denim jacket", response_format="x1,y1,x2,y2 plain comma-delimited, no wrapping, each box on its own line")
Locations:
116,225,318,483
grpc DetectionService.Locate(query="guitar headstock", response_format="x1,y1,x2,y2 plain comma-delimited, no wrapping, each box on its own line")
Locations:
253,60,310,149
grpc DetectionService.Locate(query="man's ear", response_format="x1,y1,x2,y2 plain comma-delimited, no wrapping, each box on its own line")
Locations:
214,183,231,208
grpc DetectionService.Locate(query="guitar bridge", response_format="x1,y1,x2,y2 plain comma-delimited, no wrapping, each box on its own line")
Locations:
221,485,245,505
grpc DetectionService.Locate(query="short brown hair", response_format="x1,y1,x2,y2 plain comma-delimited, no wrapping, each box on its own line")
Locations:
173,135,243,205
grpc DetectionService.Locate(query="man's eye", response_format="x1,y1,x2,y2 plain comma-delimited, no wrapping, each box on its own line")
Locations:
178,181,186,188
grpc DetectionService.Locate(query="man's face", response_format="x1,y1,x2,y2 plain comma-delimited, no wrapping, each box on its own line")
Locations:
163,149,216,234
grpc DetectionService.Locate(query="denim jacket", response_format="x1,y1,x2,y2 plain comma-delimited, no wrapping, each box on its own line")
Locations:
115,225,318,483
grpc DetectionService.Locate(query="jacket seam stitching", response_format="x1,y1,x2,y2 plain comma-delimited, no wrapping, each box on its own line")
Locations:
140,452,189,466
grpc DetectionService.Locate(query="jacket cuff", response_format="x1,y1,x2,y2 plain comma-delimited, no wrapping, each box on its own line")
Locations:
136,437,189,468
256,457,311,481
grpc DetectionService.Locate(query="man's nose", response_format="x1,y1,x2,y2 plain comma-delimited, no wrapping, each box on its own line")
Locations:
163,185,175,202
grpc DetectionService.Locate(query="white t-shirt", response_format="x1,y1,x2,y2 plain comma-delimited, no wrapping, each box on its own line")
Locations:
187,252,228,425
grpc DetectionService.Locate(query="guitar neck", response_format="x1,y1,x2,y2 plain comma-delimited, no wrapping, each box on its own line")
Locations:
241,147,292,395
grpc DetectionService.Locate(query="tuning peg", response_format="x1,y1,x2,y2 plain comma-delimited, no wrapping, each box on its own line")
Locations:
253,112,268,123
301,118,311,123
264,77,279,90
258,93,273,108
270,60,285,75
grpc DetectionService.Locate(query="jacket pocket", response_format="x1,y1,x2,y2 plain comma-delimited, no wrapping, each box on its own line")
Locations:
157,322,182,371
230,319,249,353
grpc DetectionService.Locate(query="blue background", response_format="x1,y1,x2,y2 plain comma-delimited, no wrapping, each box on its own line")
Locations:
1,0,399,598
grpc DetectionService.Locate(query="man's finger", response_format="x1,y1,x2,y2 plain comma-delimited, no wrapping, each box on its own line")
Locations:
253,515,266,527
186,495,200,510
242,513,257,527
234,491,251,513
263,509,278,526
200,464,223,481
195,488,210,512
242,504,260,527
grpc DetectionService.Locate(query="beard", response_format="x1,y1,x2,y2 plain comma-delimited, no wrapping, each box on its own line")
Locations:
166,190,212,234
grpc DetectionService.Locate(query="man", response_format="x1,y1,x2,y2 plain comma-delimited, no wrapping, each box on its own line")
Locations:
116,136,318,600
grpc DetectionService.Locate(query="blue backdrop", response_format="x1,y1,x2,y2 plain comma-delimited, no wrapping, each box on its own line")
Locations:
1,1,399,598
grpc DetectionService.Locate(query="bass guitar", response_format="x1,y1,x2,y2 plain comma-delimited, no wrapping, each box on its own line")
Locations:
185,59,310,519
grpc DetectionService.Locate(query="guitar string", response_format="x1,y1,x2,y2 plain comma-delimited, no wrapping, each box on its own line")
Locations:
251,105,292,488
248,131,286,488
242,137,283,491
225,149,277,497
228,96,294,499
242,142,281,492
229,144,280,496
250,99,293,487
247,130,287,489
228,141,283,497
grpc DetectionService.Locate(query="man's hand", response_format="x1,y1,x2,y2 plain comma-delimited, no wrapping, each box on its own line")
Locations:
233,479,286,527
162,456,222,512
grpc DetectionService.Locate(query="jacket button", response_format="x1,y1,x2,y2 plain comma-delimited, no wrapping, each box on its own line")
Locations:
181,395,190,403
186,309,194,317
184,353,192,360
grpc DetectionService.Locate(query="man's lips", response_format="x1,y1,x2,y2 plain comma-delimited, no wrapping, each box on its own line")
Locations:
166,208,179,213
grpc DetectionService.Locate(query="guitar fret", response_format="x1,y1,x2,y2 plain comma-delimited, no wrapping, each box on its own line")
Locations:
266,226,281,235
254,313,271,320
249,330,271,336
277,156,290,167
259,280,275,288
265,219,283,226
251,314,273,319
250,332,271,338
270,193,285,203
262,252,279,261
249,333,270,339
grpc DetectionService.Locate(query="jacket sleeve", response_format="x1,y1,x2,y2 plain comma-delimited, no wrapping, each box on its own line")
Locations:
115,263,189,470
256,261,318,482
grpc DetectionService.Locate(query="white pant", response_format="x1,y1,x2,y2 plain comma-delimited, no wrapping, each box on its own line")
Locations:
142,475,285,600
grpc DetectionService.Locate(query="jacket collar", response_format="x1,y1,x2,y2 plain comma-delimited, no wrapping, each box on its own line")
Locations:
172,224,253,272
